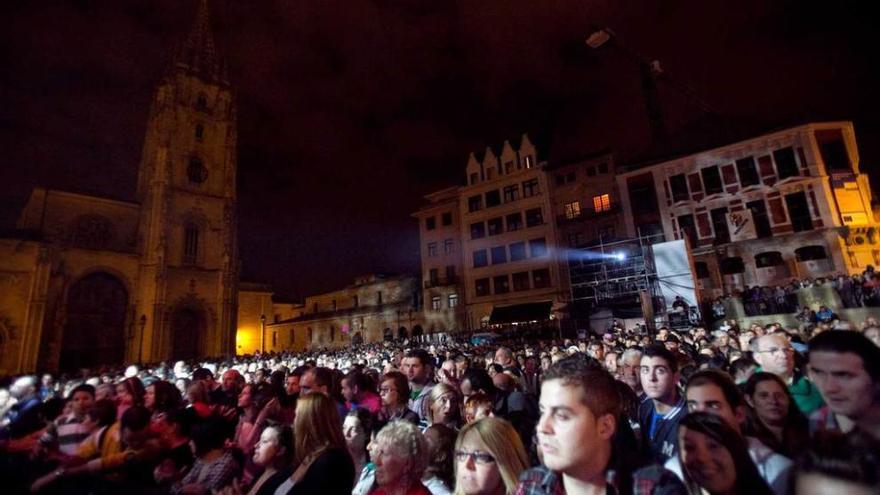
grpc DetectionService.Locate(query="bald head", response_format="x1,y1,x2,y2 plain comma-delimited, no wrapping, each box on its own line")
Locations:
492,372,515,392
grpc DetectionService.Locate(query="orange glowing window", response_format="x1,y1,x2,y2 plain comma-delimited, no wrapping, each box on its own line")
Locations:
593,194,611,212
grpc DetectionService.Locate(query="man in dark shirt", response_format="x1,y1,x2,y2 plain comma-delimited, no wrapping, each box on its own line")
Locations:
637,344,686,462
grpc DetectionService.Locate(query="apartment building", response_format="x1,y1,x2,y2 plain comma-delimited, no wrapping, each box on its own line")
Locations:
415,134,570,332
616,121,878,297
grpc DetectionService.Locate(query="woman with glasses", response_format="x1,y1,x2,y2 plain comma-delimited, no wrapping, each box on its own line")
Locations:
367,420,432,495
454,417,528,495
377,371,419,430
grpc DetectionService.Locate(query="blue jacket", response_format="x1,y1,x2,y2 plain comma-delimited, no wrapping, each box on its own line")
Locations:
638,395,686,463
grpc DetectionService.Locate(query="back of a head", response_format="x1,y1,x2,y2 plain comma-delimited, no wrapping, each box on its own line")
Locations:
462,368,496,395
120,405,151,432
89,399,118,427
796,433,879,492
294,392,344,464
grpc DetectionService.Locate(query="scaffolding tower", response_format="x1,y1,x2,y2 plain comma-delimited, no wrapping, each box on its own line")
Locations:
568,233,671,326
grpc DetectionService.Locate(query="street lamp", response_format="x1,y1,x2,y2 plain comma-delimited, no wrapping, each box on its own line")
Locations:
260,314,267,354
138,314,147,364
585,27,716,143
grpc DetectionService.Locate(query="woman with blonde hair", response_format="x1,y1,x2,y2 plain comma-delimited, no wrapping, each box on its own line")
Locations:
275,393,355,495
454,417,528,495
426,383,462,430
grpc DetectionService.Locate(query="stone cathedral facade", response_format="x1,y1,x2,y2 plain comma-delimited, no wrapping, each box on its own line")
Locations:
0,1,238,374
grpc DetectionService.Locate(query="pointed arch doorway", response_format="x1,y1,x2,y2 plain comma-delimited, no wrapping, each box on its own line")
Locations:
60,272,128,370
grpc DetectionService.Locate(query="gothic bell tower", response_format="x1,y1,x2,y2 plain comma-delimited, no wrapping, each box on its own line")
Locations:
135,0,238,362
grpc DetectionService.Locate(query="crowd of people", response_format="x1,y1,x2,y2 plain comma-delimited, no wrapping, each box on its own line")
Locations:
706,267,880,319
1,314,879,494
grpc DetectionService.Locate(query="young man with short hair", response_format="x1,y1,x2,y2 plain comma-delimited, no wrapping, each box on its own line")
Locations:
402,349,435,421
638,344,686,462
516,355,621,495
807,330,880,440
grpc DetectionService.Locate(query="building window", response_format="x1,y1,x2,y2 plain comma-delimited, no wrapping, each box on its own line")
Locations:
427,242,438,257
470,222,485,239
491,246,507,265
564,201,581,219
426,216,436,230
555,175,566,186
441,212,453,226
195,123,204,141
755,251,785,269
196,93,208,111
785,191,813,232
448,294,459,308
736,157,761,187
532,268,551,288
509,241,527,261
677,214,698,247
475,278,490,297
183,224,199,264
486,168,495,180
485,190,501,207
591,194,610,213
598,226,615,240
445,265,456,281
816,129,850,171
503,184,520,202
431,296,442,310
468,195,483,212
470,172,479,185
720,257,744,275
525,208,543,227
701,166,723,195
493,275,510,294
669,174,689,202
587,166,597,177
377,291,383,305
443,238,454,254
711,207,730,245
488,217,503,236
473,250,488,268
506,212,523,231
746,200,773,238
529,238,547,257
331,300,337,311
272,331,277,347
773,147,799,180
504,161,514,174
522,179,540,197
353,295,359,307
187,157,208,184
512,271,530,291
429,268,439,285
523,156,534,168
597,162,608,173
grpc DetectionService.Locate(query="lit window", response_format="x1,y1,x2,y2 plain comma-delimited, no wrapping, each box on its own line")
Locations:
448,294,459,308
564,201,581,219
443,239,454,254
427,242,438,257
592,194,611,212
432,296,442,310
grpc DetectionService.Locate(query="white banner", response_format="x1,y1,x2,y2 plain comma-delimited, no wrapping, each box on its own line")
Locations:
727,209,756,242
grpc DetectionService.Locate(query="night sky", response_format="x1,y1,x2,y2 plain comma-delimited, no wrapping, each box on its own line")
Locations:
2,0,878,300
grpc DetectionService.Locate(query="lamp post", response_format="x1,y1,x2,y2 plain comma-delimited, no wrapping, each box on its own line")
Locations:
138,314,147,364
260,314,266,354
585,27,716,143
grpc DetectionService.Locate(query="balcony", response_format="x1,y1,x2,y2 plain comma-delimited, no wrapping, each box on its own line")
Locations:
425,276,459,288
556,203,621,225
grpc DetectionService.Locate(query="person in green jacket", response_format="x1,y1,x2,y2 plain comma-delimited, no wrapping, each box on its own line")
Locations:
751,333,824,414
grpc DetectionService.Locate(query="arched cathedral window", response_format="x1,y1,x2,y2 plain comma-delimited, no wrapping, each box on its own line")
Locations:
187,157,208,184
196,93,208,111
183,223,200,265
195,123,204,141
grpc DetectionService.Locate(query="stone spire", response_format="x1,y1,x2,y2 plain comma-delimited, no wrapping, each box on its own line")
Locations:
170,0,228,85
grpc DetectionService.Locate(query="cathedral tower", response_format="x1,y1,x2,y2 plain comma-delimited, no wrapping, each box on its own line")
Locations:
135,0,238,362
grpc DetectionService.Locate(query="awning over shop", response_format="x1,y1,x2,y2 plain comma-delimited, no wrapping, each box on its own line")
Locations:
489,301,553,324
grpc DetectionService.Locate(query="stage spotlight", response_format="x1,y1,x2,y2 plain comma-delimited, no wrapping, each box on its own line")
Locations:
614,252,626,261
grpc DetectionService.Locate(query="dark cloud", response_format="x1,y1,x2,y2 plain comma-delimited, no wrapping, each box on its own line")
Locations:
1,0,877,297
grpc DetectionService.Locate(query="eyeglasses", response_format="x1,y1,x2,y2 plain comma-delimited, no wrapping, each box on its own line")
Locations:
379,387,396,394
755,347,792,356
455,450,496,465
